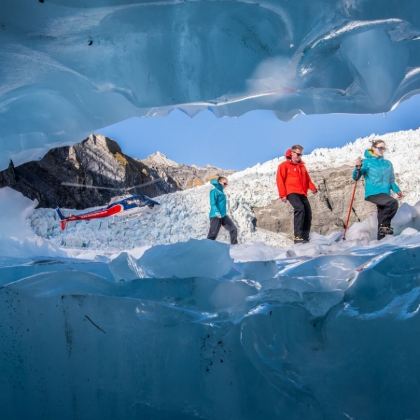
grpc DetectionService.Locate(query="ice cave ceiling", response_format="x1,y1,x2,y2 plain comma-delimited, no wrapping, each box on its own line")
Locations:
1,0,420,168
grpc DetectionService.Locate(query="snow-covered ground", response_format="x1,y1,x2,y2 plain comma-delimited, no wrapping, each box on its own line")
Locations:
27,128,420,254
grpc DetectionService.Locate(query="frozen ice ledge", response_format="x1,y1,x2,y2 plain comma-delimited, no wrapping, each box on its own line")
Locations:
1,0,420,166
1,239,420,419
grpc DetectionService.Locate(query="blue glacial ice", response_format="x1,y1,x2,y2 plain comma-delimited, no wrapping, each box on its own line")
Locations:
1,0,420,167
1,238,420,420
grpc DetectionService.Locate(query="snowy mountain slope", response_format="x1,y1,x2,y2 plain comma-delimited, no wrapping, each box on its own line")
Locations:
30,128,420,251
142,151,181,168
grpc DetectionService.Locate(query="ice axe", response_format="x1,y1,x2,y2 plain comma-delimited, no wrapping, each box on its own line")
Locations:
342,164,361,240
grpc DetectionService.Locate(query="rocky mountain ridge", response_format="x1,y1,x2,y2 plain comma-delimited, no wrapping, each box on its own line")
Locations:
0,134,233,210
140,152,234,190
0,134,179,209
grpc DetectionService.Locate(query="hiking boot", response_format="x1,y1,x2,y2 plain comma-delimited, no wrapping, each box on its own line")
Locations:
294,236,306,244
378,225,393,240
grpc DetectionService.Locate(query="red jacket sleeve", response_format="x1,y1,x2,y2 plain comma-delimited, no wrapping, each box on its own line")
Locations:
276,163,288,198
308,173,317,192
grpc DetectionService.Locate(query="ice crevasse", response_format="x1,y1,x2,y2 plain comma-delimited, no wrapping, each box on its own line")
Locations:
1,0,420,167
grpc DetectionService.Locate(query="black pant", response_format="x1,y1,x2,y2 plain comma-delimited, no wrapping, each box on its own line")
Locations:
287,193,312,240
207,216,238,244
366,193,398,228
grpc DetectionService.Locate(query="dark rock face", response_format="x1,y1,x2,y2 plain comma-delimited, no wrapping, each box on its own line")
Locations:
141,152,235,190
0,134,179,209
254,165,378,236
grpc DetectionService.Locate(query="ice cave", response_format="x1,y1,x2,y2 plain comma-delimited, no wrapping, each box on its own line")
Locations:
1,1,420,419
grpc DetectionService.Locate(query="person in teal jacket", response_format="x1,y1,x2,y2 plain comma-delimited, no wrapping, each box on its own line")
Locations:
207,176,238,244
353,139,403,240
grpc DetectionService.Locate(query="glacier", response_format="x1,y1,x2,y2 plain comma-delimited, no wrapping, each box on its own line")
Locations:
1,0,420,167
30,128,420,249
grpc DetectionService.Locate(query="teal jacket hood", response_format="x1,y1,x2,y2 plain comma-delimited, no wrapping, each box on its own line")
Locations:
209,179,227,218
352,149,400,197
210,178,223,191
364,149,381,159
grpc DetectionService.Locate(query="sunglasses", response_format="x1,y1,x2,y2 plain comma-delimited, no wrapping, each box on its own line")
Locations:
374,147,386,151
222,182,228,186
292,151,302,156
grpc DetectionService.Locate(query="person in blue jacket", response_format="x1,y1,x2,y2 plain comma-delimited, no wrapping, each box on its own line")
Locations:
207,176,238,244
353,139,403,240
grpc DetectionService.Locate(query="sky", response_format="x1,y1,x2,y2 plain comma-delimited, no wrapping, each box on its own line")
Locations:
99,94,420,170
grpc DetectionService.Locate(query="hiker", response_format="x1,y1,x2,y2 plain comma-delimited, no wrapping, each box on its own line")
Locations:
276,145,318,244
353,139,403,240
207,176,238,245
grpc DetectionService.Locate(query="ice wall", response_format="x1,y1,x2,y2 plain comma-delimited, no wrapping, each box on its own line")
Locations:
1,0,420,168
1,239,420,419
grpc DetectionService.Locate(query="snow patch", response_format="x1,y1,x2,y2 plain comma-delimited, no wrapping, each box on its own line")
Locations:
0,188,65,258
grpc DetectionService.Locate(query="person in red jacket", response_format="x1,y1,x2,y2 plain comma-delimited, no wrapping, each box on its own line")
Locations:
276,145,318,243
